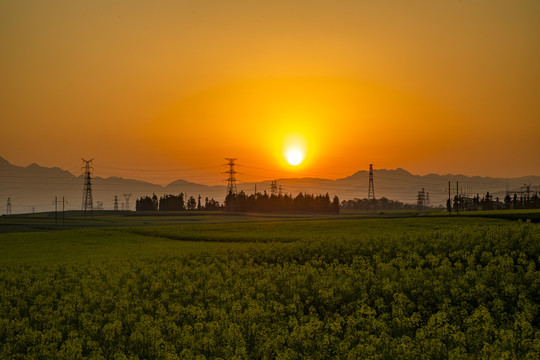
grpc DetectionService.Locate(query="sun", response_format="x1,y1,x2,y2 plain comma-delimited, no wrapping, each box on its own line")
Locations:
285,148,305,166
282,133,308,167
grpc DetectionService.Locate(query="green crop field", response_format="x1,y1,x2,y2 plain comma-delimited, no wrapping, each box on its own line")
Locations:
0,213,539,359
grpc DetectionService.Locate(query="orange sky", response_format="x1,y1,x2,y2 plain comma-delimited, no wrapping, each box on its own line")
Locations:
1,0,539,185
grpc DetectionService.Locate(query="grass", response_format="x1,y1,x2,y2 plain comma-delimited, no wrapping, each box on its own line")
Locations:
0,210,330,234
457,208,540,222
1,206,528,234
0,215,511,265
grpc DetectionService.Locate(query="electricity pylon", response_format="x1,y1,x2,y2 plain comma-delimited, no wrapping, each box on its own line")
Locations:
123,193,131,210
367,164,375,212
81,158,94,213
224,158,237,195
270,181,278,196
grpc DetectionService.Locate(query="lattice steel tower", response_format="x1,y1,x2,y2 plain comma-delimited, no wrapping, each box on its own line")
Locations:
417,188,425,211
224,158,237,195
270,180,278,196
123,193,131,210
6,197,12,215
368,164,375,201
114,196,119,211
81,158,94,213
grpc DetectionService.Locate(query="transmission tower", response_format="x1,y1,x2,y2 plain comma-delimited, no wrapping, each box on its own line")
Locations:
278,185,283,196
6,197,12,215
367,164,375,208
224,158,237,195
523,184,532,200
123,193,131,210
81,158,94,213
417,188,425,212
270,181,278,196
114,196,119,211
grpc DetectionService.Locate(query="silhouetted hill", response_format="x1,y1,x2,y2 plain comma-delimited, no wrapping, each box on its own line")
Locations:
0,156,228,214
1,156,539,214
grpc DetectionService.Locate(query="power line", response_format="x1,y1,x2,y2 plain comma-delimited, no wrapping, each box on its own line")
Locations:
97,164,222,172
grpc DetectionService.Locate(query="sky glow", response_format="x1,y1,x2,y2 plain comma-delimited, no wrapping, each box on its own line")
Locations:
1,1,539,184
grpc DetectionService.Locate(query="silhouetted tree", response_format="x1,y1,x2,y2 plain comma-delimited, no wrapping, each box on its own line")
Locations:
341,197,416,211
136,196,154,211
332,196,340,213
187,196,197,210
225,191,339,213
152,194,158,211
204,197,221,211
158,194,185,211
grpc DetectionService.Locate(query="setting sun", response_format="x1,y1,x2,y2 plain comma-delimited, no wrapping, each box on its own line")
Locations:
285,148,305,166
282,133,308,168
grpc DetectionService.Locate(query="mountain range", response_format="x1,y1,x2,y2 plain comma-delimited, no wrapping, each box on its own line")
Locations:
1,156,539,214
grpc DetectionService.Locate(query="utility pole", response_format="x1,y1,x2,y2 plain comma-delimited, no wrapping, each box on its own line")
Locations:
447,181,452,215
456,181,459,215
61,197,68,226
81,159,94,214
6,197,12,215
114,196,119,211
123,193,131,211
62,197,66,226
53,196,58,224
367,164,375,212
224,158,237,195
52,197,68,225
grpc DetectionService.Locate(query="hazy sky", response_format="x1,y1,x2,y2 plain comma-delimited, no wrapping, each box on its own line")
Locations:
2,0,539,185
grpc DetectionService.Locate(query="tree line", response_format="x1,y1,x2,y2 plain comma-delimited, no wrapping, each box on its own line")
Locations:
135,194,221,211
341,197,417,211
224,191,340,213
136,191,340,213
448,191,540,212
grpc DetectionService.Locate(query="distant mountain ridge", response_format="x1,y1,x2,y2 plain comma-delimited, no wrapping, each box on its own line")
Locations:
1,156,539,214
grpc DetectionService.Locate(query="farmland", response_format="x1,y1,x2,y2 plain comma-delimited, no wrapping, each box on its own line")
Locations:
0,213,539,359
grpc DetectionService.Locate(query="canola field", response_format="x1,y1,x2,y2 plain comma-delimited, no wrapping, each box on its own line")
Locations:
0,215,539,359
